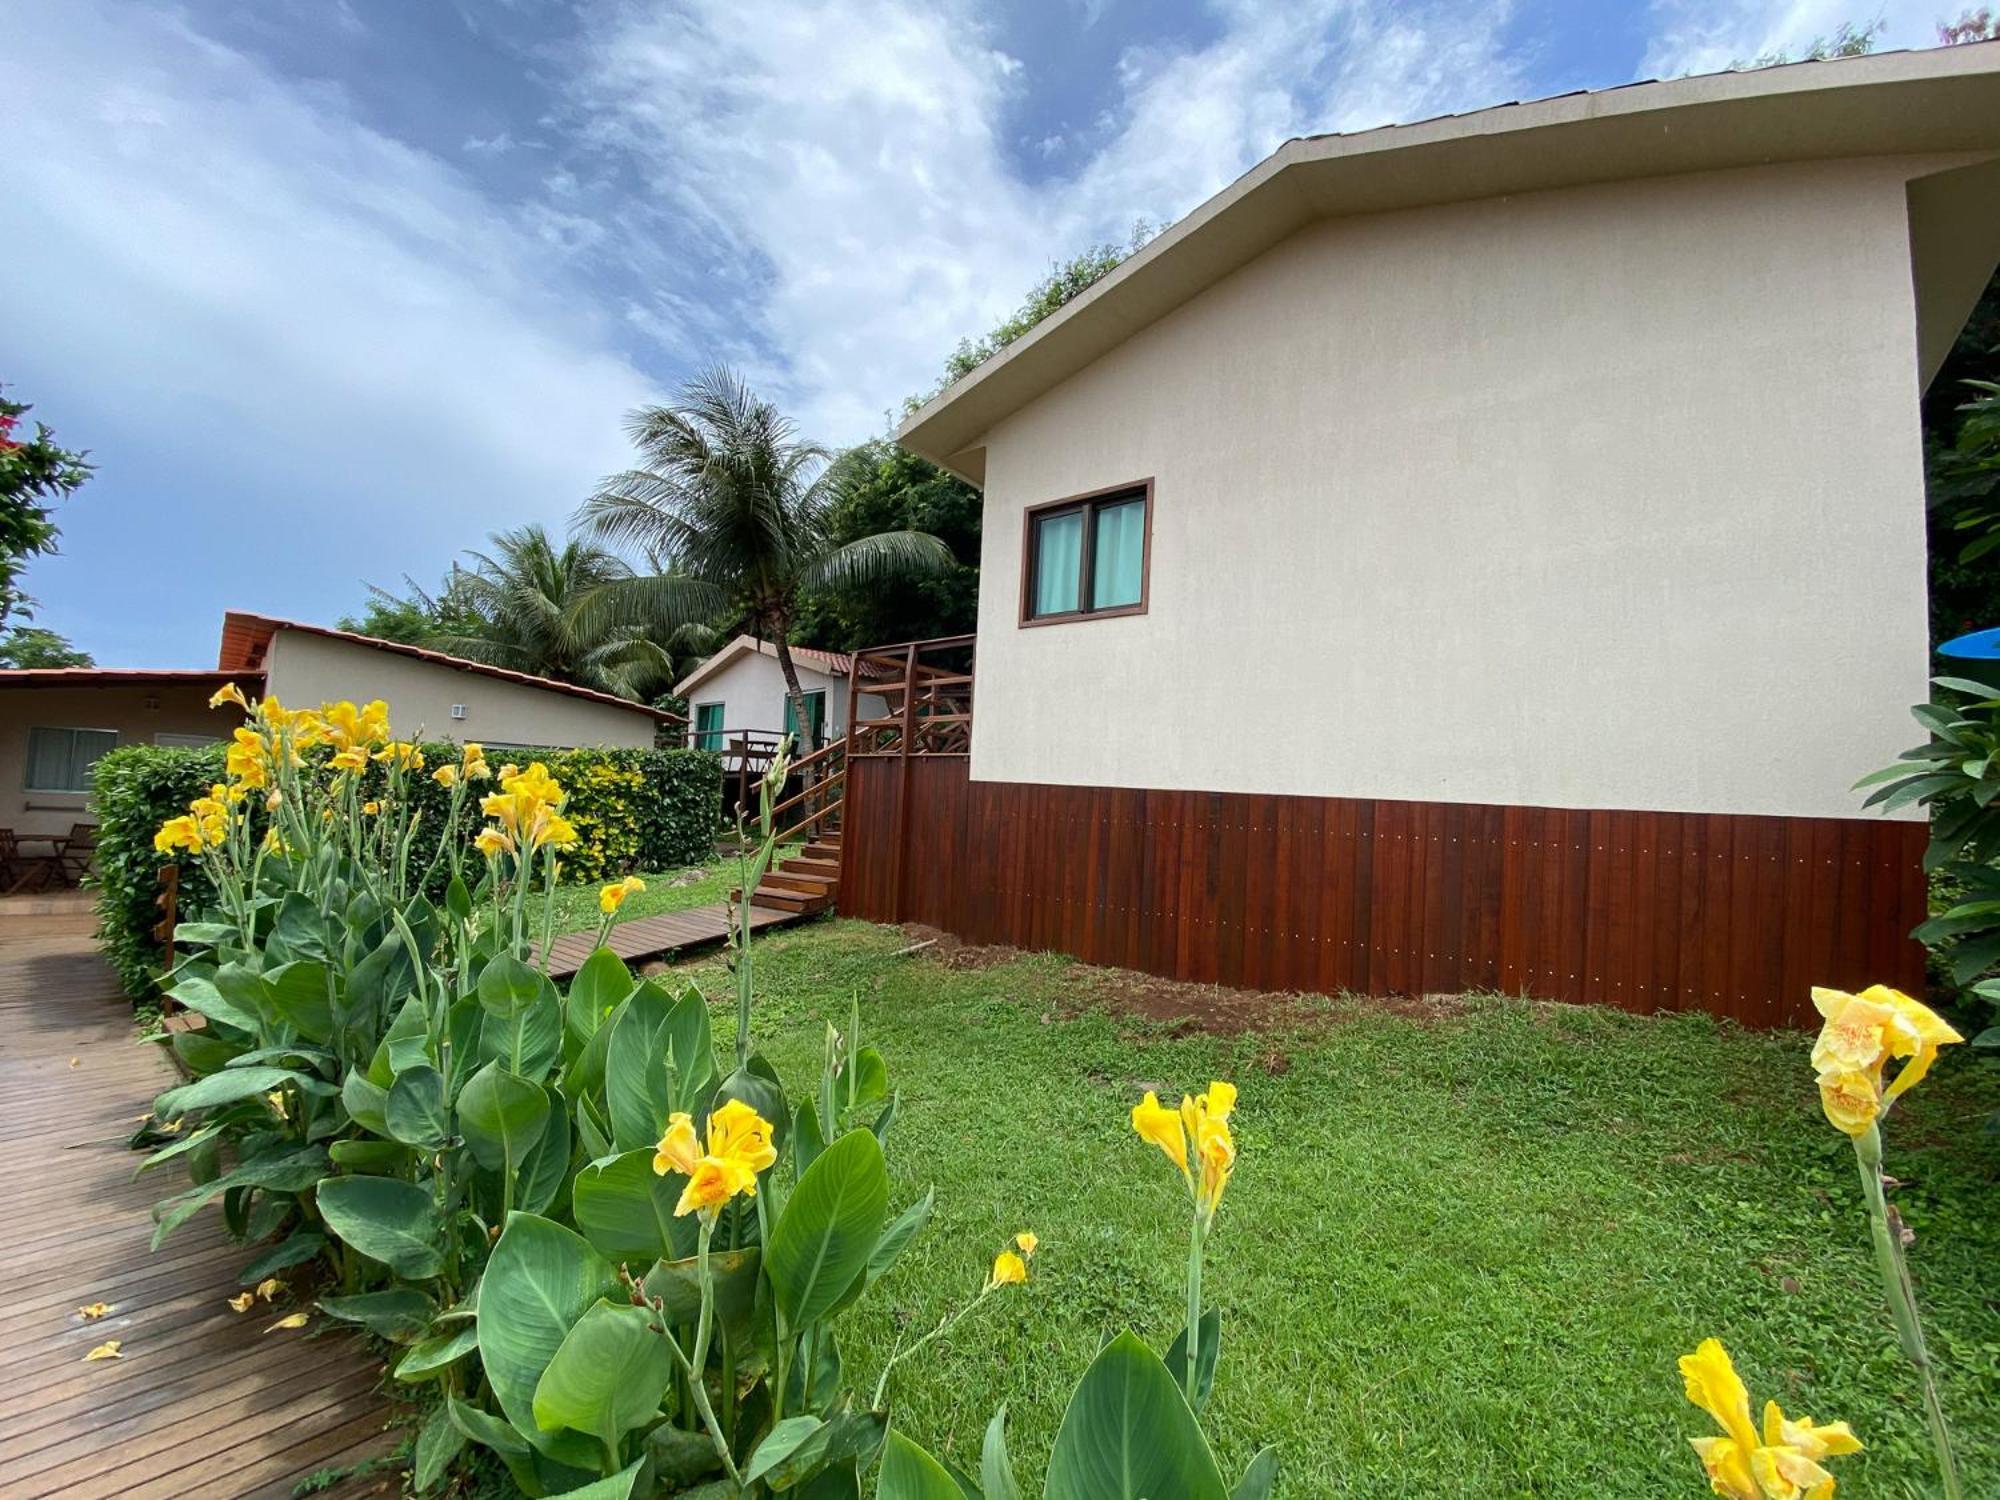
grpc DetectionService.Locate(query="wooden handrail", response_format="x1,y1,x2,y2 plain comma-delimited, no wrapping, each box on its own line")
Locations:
773,766,847,845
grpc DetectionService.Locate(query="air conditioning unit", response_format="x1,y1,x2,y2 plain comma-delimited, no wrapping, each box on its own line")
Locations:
449,704,468,720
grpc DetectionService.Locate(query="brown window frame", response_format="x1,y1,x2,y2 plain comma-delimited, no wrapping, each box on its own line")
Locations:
1018,478,1153,627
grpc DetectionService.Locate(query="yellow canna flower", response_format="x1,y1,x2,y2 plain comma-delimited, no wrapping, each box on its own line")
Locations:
1809,985,1961,1099
256,1278,284,1301
657,1100,779,1218
372,741,424,771
990,1250,1028,1287
227,1292,255,1312
1015,1231,1038,1257
329,746,369,775
1764,1400,1862,1461
473,828,510,859
209,681,249,711
361,801,381,817
599,875,646,914
153,816,203,855
1816,1068,1881,1137
84,1340,123,1361
432,764,459,788
653,1112,701,1177
1680,1338,1759,1456
1132,1091,1189,1177
1680,1340,1858,1500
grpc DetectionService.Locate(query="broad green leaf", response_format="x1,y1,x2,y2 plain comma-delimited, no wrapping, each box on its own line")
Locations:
759,1402,886,1490
797,1464,861,1500
482,986,563,1083
794,1098,827,1181
167,972,257,1032
479,1213,620,1467
396,1323,481,1381
318,1288,435,1341
766,1129,889,1330
845,1046,888,1112
745,1416,824,1488
518,1088,573,1218
328,1139,411,1173
171,919,237,945
238,1229,327,1282
149,1144,329,1249
564,948,634,1057
533,1299,674,1466
1230,1449,1279,1500
981,1407,1021,1500
384,995,434,1076
136,1120,224,1173
459,1061,552,1175
1044,1331,1228,1500
213,961,275,1029
342,1072,390,1135
447,1393,530,1457
414,1404,466,1494
573,1148,693,1263
480,952,547,1017
545,1461,647,1500
315,1174,446,1279
876,1431,962,1500
605,981,679,1154
155,1066,324,1119
647,1422,725,1489
387,1064,450,1149
641,1248,761,1334
1163,1308,1221,1413
265,959,334,1042
171,1029,241,1076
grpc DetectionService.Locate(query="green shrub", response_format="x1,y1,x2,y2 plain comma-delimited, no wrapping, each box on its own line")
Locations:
92,743,229,997
93,740,720,999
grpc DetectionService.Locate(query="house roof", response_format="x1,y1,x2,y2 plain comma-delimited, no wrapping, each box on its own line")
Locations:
0,667,263,691
897,43,2000,483
673,635,901,698
218,611,683,723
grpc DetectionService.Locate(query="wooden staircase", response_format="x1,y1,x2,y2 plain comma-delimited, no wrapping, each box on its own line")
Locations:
731,738,847,918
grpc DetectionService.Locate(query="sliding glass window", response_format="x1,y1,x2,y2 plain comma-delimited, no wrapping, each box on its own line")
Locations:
1022,482,1150,624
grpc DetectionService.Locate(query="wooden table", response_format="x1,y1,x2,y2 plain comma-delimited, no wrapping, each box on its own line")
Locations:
5,838,67,895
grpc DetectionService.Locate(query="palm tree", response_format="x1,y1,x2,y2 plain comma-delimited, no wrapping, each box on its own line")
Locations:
428,524,708,702
577,367,954,758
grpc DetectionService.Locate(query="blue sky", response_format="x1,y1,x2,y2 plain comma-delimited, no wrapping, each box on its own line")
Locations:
0,0,1959,666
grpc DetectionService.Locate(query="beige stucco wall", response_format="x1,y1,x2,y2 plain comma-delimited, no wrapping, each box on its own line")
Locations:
262,632,658,750
969,157,1959,821
683,649,887,746
0,684,231,837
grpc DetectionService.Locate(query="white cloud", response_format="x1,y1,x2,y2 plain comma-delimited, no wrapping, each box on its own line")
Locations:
566,0,1525,442
1642,0,1948,78
0,0,658,664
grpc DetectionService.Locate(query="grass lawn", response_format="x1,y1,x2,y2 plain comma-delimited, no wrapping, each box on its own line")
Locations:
664,918,2000,1498
539,845,803,935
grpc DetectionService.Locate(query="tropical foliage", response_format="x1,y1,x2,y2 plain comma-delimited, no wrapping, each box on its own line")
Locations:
579,368,954,753
92,735,719,1000
0,622,93,665
0,382,92,633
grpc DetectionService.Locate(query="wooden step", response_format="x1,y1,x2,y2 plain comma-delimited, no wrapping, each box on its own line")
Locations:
763,870,837,896
804,841,841,861
782,857,840,877
733,885,832,915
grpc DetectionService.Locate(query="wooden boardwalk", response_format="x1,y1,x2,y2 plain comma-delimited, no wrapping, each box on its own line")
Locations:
0,912,398,1499
542,900,802,979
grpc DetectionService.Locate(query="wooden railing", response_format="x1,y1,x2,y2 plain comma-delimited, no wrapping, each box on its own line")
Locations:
846,635,976,759
769,737,846,845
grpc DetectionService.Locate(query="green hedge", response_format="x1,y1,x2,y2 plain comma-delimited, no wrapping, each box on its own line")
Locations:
92,743,720,999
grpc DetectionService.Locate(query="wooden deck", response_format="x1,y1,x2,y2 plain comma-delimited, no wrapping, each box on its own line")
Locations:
0,914,399,1499
541,900,804,979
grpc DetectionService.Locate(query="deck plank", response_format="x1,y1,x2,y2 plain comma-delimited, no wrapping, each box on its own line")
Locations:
540,899,804,978
0,914,398,1498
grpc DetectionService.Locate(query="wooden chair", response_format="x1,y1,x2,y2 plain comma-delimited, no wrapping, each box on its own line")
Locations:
0,829,18,890
53,823,97,887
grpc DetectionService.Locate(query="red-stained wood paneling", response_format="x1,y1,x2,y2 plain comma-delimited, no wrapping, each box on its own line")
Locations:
838,759,1927,1029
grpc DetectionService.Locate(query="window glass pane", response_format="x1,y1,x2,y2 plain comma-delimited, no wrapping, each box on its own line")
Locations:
1090,498,1146,610
783,692,826,740
1033,509,1084,616
694,703,724,751
26,727,117,791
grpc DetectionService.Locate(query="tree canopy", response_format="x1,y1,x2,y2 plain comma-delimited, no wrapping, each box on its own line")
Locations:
0,383,91,634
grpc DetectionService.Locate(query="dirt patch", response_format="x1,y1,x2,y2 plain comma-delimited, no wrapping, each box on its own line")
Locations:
897,924,1469,1038
896,924,1025,971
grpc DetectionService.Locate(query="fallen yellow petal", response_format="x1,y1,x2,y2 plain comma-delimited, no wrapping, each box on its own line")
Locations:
265,1312,308,1331
77,1303,112,1321
255,1278,284,1302
227,1292,256,1312
84,1340,122,1360
68,1057,79,1069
